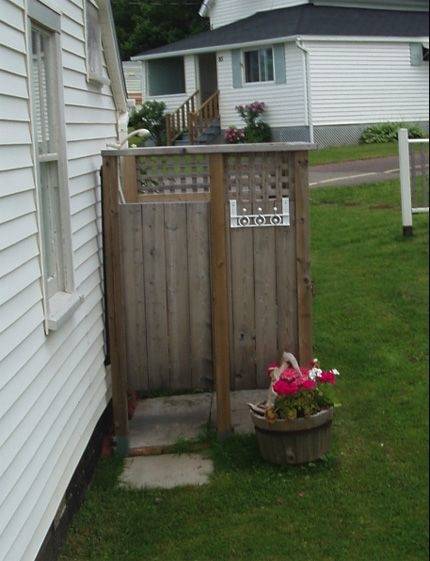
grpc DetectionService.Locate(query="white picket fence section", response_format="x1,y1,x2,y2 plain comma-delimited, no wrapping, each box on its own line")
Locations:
398,128,429,236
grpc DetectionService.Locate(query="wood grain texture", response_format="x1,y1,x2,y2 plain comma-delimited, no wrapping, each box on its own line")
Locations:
209,153,232,436
187,203,213,390
120,204,148,391
164,204,191,391
141,204,170,390
101,156,129,447
123,156,138,203
293,151,313,364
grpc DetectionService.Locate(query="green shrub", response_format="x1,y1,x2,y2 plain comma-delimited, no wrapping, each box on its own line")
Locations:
244,121,272,143
360,122,426,144
129,100,167,146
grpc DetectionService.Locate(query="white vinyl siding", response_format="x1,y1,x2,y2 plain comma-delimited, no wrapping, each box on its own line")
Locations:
217,43,307,129
207,0,428,28
209,0,308,29
306,40,430,125
0,0,118,560
123,60,143,95
143,54,198,112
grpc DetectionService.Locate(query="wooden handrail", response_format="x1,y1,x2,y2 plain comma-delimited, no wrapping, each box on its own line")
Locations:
189,90,220,145
165,90,199,146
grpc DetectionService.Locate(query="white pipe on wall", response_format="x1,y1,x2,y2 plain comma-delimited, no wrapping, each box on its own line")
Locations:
296,38,314,144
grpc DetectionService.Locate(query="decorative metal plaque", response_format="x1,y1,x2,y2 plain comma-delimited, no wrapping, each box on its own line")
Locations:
230,197,290,229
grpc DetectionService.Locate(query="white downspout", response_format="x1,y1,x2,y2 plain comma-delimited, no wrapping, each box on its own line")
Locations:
296,38,314,144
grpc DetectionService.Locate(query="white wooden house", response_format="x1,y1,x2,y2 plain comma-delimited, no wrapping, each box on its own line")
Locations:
0,1,127,559
133,0,429,146
122,60,143,105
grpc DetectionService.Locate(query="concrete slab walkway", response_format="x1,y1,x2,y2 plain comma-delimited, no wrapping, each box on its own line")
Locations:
128,389,266,453
120,454,214,490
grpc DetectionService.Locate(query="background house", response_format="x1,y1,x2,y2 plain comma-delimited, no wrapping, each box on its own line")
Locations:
0,1,127,560
122,60,143,106
132,0,429,146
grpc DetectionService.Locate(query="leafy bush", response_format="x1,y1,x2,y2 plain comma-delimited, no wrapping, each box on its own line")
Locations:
224,101,272,144
129,100,167,146
360,122,426,144
244,121,272,143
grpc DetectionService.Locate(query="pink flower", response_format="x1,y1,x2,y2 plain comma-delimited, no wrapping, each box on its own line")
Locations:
273,379,300,396
300,379,317,391
319,371,336,385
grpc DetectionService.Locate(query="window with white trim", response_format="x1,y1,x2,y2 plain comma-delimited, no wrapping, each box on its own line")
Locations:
29,15,78,332
31,24,65,298
244,47,274,83
85,1,105,83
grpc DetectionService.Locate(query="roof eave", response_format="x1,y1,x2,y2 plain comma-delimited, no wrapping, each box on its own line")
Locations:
131,33,430,61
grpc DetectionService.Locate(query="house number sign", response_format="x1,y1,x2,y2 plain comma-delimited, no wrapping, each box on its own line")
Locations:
229,197,291,229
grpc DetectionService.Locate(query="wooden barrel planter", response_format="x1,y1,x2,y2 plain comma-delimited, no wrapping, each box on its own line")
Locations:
250,408,334,465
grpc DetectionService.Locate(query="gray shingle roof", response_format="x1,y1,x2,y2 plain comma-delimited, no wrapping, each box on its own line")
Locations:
133,4,429,59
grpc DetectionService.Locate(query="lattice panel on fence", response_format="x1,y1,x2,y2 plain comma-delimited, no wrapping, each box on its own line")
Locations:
410,143,430,210
136,154,210,194
224,152,292,214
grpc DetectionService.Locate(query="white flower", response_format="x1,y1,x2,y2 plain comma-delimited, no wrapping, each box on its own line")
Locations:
331,369,340,377
309,367,322,381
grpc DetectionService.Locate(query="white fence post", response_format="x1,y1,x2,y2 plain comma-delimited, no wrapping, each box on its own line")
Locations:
398,128,413,237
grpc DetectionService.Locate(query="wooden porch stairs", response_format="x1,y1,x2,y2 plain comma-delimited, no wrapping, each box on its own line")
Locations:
165,90,220,146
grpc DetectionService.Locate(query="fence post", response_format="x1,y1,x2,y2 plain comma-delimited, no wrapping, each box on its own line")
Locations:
209,153,232,439
123,156,138,203
293,150,313,365
399,128,413,237
102,155,129,456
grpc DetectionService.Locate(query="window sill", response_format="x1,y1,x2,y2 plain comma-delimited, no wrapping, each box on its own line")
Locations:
47,291,84,332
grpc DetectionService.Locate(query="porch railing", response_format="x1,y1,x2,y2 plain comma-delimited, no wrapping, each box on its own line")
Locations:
189,90,220,145
165,90,199,146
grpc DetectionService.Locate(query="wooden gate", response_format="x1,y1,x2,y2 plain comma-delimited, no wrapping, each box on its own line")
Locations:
102,144,314,442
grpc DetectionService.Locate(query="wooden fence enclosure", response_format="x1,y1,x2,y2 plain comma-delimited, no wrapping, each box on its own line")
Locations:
102,143,314,442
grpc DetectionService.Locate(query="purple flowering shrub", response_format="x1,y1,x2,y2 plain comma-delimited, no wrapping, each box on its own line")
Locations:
224,101,272,144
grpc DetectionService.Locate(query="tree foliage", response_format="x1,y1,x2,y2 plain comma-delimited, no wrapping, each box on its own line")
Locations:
111,0,209,60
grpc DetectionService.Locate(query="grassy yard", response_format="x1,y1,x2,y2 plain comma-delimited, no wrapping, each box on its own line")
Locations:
60,180,428,561
309,142,398,166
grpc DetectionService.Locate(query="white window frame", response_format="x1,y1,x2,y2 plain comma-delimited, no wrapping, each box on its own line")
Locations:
243,46,275,85
84,0,109,85
27,1,81,333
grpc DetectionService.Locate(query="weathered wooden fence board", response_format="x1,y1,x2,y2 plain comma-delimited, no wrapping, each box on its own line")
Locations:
187,203,213,390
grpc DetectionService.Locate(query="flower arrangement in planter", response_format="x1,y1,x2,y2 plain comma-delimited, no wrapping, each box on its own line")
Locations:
225,101,272,144
249,352,340,465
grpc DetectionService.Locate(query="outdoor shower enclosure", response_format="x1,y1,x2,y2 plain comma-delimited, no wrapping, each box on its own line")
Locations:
101,143,315,450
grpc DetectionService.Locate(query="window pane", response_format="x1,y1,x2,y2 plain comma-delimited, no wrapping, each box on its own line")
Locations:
39,161,63,295
148,57,186,95
245,50,260,83
259,48,274,82
31,28,54,155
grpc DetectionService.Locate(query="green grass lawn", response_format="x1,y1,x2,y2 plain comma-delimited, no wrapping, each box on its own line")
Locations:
309,142,398,166
60,180,428,561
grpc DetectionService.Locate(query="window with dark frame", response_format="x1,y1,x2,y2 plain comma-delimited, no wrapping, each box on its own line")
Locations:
244,47,274,83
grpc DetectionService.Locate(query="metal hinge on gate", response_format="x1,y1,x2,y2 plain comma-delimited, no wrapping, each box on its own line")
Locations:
230,197,290,229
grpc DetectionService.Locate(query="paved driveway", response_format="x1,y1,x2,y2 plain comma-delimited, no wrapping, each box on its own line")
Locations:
310,155,429,188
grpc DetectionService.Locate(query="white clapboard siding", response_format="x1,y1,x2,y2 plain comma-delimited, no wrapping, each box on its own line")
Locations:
217,44,306,129
0,0,120,559
123,60,143,95
306,40,430,125
208,0,308,29
207,0,427,28
143,54,198,113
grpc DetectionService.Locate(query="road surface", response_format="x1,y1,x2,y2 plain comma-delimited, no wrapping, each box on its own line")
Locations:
310,155,429,188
